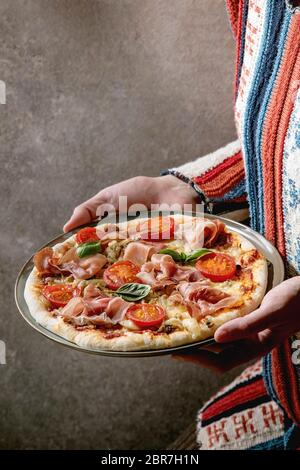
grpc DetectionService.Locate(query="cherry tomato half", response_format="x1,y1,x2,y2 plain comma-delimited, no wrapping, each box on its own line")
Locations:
76,227,99,244
139,216,175,241
42,284,81,308
127,303,165,328
196,252,236,282
103,261,141,291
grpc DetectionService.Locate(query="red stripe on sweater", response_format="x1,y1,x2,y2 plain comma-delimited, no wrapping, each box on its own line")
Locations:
199,173,245,198
197,163,245,198
192,151,245,199
195,151,243,184
271,341,300,427
202,377,266,422
234,0,246,98
226,0,240,39
274,20,300,255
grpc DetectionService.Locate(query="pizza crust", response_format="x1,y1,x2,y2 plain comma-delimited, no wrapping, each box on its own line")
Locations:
24,215,268,351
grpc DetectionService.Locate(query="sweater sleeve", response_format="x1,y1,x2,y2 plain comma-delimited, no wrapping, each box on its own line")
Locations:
161,140,249,220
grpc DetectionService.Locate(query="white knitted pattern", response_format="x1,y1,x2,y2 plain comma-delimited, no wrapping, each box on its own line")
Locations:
282,88,300,276
197,401,284,450
196,360,285,450
235,0,268,140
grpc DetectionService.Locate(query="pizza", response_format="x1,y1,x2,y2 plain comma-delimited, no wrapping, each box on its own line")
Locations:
24,215,268,351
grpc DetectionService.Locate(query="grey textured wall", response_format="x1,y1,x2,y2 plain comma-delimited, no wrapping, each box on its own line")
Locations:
1,0,240,449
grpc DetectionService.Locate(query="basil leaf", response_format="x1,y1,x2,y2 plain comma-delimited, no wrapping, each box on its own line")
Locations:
158,249,185,262
185,249,211,263
76,241,101,258
159,248,211,264
116,283,151,302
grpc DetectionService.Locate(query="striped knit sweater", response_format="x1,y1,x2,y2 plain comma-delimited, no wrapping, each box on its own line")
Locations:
164,0,300,450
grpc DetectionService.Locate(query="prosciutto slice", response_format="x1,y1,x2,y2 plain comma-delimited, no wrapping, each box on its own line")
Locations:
83,283,103,299
123,242,156,266
59,286,132,327
183,218,226,250
34,245,107,280
56,246,107,280
96,224,129,245
204,220,226,247
61,253,107,280
178,282,239,318
105,297,132,324
136,253,202,287
33,247,62,276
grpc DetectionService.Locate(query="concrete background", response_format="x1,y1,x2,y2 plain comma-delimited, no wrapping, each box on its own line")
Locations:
1,0,241,449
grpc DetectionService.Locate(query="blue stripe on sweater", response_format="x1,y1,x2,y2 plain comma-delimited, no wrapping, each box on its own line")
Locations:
248,434,285,450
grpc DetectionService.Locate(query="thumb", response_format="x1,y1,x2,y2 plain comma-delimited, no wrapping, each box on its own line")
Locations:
214,304,273,343
63,194,108,232
63,204,95,233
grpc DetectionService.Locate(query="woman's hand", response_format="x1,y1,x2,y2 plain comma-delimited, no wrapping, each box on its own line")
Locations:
63,175,199,232
175,276,300,372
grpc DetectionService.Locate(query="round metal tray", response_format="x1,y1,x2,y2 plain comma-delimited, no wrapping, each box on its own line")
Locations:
15,212,285,357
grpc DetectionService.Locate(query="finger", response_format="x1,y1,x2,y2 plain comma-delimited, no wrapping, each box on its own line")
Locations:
63,193,107,232
63,187,115,232
63,204,95,233
214,305,273,343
